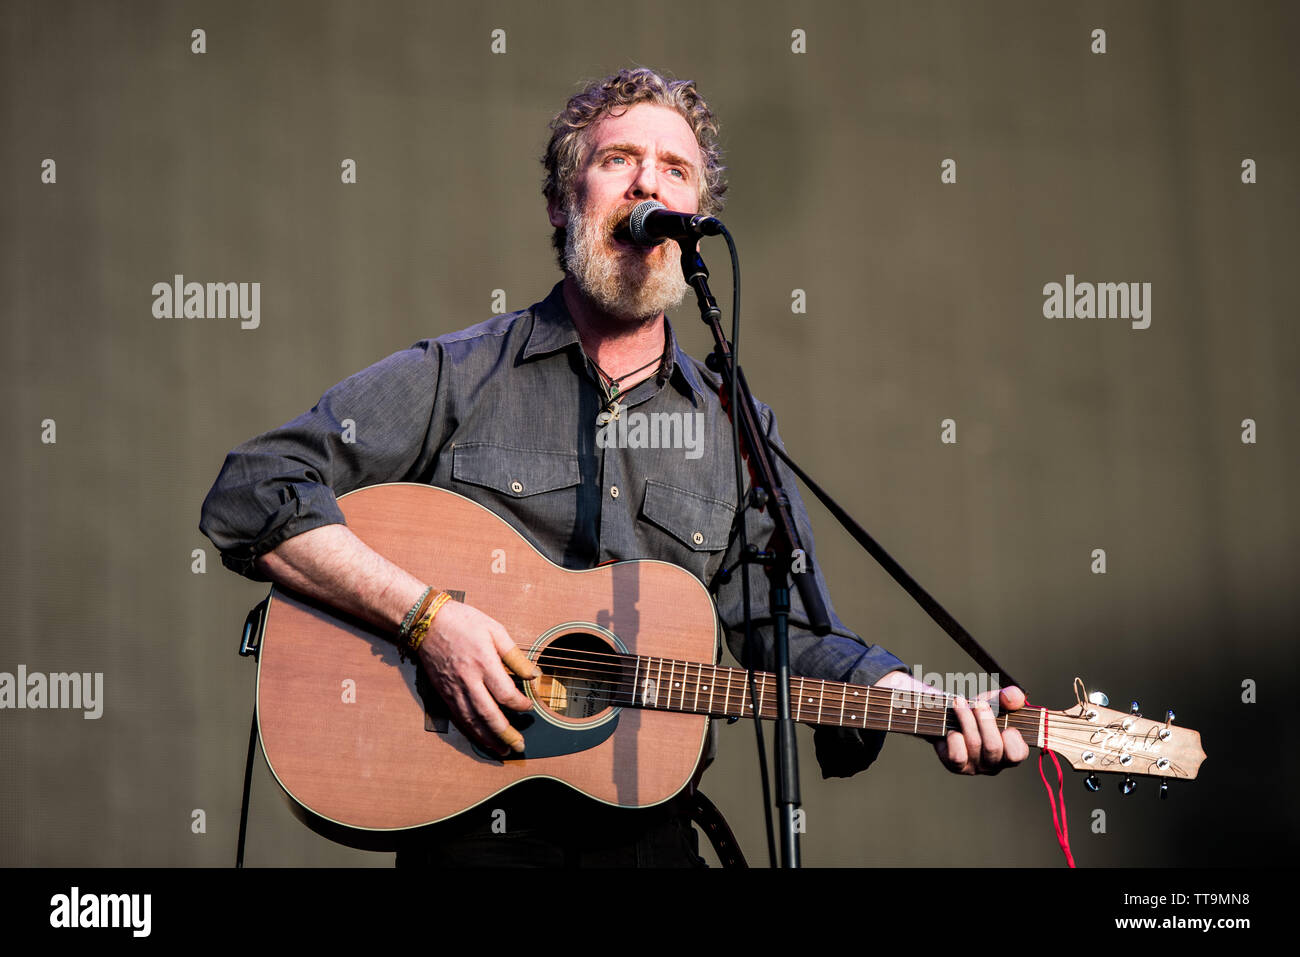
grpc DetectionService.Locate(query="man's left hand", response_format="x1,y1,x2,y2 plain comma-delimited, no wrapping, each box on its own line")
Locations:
872,671,1030,775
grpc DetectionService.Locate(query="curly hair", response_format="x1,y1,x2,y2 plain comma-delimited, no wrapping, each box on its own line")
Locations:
542,67,728,268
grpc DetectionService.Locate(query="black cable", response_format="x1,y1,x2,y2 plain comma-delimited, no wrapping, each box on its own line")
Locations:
236,706,258,868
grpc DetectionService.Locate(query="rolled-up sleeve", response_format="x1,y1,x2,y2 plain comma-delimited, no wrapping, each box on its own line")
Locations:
711,403,908,778
199,341,443,579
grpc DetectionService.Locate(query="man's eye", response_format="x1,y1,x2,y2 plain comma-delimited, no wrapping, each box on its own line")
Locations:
668,168,686,179
607,156,627,165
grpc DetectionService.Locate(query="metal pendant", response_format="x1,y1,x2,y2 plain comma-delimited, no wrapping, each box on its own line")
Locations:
596,400,622,427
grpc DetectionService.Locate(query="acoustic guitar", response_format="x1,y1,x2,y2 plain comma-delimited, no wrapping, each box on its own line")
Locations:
251,483,1205,843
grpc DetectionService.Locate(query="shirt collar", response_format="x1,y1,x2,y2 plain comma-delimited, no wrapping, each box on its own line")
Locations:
521,281,584,361
661,319,708,402
522,280,708,403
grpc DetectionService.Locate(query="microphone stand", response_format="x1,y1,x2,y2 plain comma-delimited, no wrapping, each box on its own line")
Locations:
679,237,831,868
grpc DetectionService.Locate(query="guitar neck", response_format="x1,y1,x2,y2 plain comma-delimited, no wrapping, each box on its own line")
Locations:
614,653,1045,745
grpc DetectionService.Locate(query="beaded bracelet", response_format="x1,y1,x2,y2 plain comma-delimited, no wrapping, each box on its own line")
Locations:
398,586,433,642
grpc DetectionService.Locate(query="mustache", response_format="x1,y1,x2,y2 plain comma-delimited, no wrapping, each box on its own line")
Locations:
606,205,676,249
607,204,637,243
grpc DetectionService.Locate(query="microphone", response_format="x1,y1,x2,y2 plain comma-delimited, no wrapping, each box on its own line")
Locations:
625,200,724,245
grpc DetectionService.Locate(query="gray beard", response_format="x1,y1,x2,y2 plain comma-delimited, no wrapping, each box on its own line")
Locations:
562,201,688,323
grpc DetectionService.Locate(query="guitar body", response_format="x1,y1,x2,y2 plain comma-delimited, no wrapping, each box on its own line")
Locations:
255,483,720,838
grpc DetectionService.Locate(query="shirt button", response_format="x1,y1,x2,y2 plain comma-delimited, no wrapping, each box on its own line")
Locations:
610,485,620,499
692,531,704,545
510,480,523,493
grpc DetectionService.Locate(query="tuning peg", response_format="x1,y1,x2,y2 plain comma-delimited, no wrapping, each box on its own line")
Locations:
1130,700,1141,715
1120,777,1137,795
1084,773,1100,792
1159,780,1169,800
1087,690,1108,707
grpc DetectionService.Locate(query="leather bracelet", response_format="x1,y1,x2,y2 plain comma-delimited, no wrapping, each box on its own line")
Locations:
408,591,453,655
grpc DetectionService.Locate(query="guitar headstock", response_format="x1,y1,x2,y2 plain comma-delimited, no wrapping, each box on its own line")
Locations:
1040,679,1206,788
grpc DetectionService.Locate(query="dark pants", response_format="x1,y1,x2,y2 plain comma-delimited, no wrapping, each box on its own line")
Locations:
394,780,705,868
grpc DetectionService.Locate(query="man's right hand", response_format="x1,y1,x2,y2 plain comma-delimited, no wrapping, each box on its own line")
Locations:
415,600,540,757
251,525,540,756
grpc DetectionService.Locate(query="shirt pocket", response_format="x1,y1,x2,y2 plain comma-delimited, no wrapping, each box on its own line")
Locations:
451,442,580,498
639,479,736,553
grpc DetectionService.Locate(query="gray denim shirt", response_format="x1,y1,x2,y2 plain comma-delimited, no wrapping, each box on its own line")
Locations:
200,281,907,777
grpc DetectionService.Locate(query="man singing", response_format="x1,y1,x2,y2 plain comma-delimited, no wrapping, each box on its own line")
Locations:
200,67,1027,867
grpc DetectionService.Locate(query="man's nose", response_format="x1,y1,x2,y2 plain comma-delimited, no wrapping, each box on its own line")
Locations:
629,161,659,199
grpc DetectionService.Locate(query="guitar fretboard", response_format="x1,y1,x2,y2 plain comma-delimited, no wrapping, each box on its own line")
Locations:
544,650,1045,744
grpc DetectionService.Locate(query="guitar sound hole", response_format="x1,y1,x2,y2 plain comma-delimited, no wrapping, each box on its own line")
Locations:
533,633,624,723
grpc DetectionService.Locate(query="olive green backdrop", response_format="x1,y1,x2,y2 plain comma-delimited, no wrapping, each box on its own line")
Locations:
1,0,1295,867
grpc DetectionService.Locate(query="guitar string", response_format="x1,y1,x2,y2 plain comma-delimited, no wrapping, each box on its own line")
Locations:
500,675,1187,773
512,650,1148,734
519,651,1034,719
530,680,1103,744
510,675,1187,771
491,653,1168,747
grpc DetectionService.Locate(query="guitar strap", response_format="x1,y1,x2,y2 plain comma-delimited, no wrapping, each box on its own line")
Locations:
236,597,269,868
687,787,748,869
